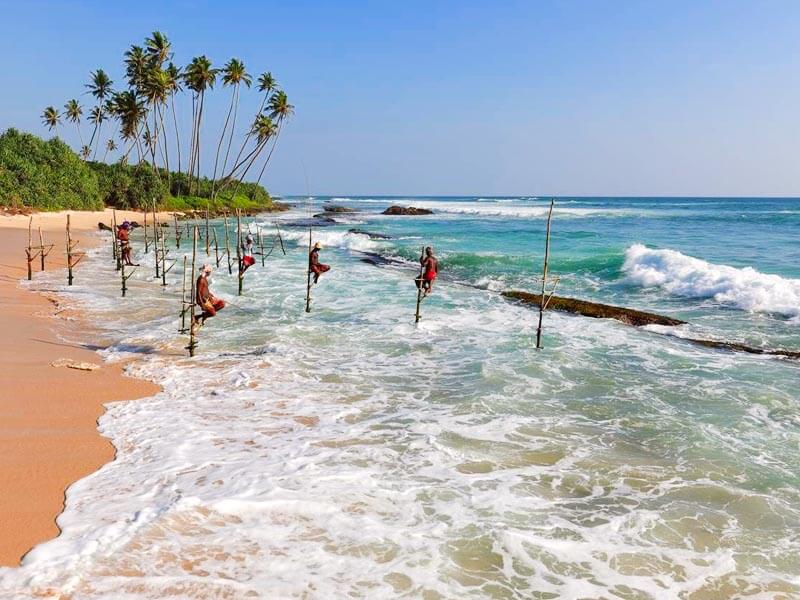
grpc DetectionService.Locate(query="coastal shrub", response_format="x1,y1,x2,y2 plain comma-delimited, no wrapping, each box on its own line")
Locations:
87,161,169,209
87,161,270,211
0,128,102,210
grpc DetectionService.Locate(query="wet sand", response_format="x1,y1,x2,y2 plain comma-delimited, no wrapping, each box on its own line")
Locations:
0,210,163,566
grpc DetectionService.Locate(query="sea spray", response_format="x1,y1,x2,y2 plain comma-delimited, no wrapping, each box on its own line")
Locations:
623,243,800,318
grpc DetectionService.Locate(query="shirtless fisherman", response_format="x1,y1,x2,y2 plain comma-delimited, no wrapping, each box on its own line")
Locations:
309,242,330,284
419,246,438,296
195,264,225,325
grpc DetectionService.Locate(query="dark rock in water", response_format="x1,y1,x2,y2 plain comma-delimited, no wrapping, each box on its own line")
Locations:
348,229,392,239
502,290,685,327
322,205,355,213
382,205,433,216
98,222,112,231
282,217,337,228
358,252,406,266
672,337,800,360
129,221,140,228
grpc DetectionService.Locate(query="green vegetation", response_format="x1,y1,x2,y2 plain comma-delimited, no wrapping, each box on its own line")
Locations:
39,30,293,201
6,30,294,212
0,128,102,210
86,160,271,211
0,127,274,212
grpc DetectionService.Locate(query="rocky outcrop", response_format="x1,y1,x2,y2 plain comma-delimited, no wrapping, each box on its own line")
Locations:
321,205,355,213
381,206,433,216
348,229,392,239
502,291,685,327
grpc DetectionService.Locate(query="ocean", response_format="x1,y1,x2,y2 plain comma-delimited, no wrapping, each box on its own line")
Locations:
2,196,799,599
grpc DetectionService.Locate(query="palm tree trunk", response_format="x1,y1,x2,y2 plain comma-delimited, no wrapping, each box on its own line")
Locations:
221,85,240,180
218,138,266,190
194,91,206,193
122,140,135,163
88,123,98,152
92,121,103,160
212,87,236,194
157,103,171,187
188,94,197,193
255,123,283,185
230,93,268,176
171,94,182,174
215,138,268,198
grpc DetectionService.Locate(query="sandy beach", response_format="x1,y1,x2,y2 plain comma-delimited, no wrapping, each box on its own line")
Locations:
0,210,162,567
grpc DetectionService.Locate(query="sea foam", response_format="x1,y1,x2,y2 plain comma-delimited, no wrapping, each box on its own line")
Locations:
623,244,800,317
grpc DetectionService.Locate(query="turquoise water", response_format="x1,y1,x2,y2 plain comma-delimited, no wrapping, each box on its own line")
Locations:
1,196,799,599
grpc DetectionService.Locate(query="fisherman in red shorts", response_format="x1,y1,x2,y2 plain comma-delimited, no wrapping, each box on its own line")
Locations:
242,233,256,272
195,264,225,325
309,241,330,284
419,246,438,296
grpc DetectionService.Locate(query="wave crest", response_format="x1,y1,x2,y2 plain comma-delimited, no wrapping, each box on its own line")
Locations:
623,244,800,317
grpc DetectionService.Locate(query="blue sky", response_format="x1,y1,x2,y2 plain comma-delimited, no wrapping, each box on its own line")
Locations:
2,0,799,196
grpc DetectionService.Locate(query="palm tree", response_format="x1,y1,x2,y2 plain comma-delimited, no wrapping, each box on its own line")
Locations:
212,58,252,192
80,145,91,160
142,67,171,173
103,139,118,162
254,90,295,184
85,69,113,156
231,71,278,175
64,99,84,148
166,62,183,173
183,55,217,193
86,68,113,100
217,111,282,198
112,90,146,163
144,31,174,175
145,30,172,67
87,106,107,160
41,106,61,133
123,46,148,89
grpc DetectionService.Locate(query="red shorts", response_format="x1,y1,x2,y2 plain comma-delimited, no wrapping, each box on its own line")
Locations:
243,255,255,267
201,298,225,317
424,270,437,282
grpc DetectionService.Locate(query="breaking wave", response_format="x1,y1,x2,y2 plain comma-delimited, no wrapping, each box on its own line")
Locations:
623,244,800,318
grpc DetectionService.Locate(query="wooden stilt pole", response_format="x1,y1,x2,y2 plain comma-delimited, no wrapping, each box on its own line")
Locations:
160,220,168,286
275,223,286,255
174,214,182,249
35,226,54,272
213,228,221,268
414,245,425,323
65,214,85,286
25,217,34,281
205,206,210,256
188,226,198,356
38,227,45,271
153,201,160,279
66,215,73,285
113,210,121,271
224,214,232,275
257,225,266,267
536,200,555,350
305,228,313,313
236,209,244,296
180,255,188,333
120,261,137,297
143,208,150,254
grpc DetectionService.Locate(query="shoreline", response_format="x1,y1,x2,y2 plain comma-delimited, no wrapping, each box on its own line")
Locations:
0,209,162,567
